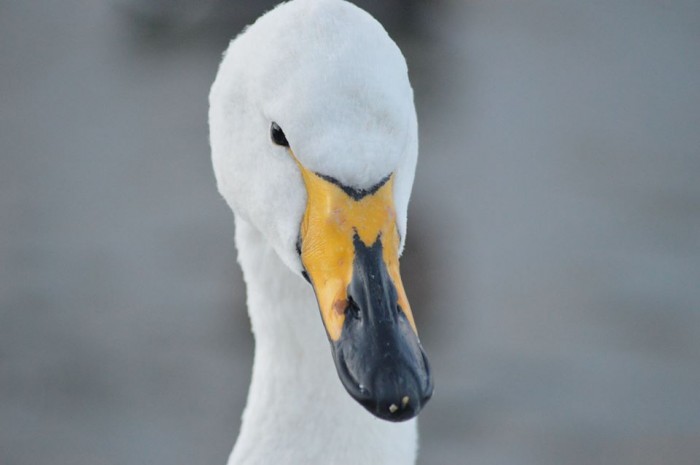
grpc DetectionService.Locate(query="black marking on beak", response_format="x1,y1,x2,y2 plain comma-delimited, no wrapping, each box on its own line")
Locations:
315,173,391,201
330,233,433,422
296,235,312,284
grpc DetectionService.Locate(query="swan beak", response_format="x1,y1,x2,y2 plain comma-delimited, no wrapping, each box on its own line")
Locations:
294,156,433,422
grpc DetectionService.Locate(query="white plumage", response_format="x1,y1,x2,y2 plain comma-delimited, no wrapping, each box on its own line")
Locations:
209,1,421,463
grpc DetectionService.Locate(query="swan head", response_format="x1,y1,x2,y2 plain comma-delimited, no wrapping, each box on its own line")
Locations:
209,0,432,422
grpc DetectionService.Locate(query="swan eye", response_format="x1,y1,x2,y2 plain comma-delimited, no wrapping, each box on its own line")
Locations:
270,122,289,147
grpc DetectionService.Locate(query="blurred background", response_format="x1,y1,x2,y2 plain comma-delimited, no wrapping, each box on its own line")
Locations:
2,0,699,464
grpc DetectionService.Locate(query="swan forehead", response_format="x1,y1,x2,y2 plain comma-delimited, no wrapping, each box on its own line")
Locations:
250,0,415,187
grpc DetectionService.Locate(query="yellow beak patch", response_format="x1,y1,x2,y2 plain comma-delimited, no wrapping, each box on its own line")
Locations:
290,151,417,342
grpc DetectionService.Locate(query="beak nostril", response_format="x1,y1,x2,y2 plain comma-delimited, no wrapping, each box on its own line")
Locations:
345,295,361,320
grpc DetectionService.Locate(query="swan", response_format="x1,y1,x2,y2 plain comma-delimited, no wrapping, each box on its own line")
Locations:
209,1,433,463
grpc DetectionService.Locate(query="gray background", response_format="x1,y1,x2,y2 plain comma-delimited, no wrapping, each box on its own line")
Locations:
1,1,699,464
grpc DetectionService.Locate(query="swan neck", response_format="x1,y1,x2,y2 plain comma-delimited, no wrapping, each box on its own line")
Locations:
228,217,417,465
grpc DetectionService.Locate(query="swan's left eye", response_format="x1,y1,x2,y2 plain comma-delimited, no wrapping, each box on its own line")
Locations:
270,122,289,147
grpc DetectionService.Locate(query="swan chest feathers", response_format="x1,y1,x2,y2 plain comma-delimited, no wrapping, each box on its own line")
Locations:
209,1,432,464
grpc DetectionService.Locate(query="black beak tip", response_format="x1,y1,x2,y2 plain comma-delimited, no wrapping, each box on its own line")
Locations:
366,361,433,422
334,347,433,422
353,371,432,422
364,388,432,423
